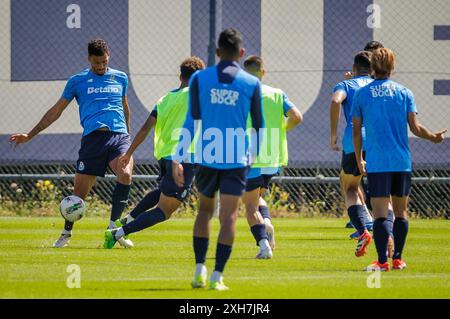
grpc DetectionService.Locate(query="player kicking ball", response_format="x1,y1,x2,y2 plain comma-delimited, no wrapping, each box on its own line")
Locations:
352,48,447,271
242,55,302,259
103,57,205,248
10,39,134,249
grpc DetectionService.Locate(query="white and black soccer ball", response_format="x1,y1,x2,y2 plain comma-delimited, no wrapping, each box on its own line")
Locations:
60,195,86,222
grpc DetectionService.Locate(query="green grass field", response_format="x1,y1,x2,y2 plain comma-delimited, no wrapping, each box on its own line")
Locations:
0,216,449,298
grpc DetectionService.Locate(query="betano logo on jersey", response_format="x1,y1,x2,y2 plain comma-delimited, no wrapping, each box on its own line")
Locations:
210,88,239,106
87,86,120,95
370,84,395,98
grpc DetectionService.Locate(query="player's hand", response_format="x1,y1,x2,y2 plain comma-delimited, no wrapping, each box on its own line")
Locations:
119,152,132,167
9,134,31,148
431,129,447,143
172,161,185,187
357,160,367,176
344,71,353,80
330,136,340,151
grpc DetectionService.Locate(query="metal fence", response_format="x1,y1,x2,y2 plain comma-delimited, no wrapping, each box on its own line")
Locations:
0,0,449,217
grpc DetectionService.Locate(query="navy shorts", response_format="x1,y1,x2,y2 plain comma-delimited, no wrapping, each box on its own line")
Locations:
341,151,365,176
367,172,412,198
246,174,276,192
76,130,131,177
158,158,195,202
195,165,249,198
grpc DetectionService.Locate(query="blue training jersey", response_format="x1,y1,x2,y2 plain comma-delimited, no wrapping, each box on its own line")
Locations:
352,79,418,173
175,60,264,169
62,68,129,136
333,75,373,154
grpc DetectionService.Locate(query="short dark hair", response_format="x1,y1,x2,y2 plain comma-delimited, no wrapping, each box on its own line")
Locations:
88,38,109,56
364,41,384,52
354,51,372,73
244,55,263,71
218,28,243,56
180,56,205,80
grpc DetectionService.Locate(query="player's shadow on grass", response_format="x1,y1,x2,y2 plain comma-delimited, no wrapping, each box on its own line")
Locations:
129,288,192,292
289,238,348,241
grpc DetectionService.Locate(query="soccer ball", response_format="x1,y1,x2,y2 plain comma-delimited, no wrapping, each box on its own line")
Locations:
60,195,85,222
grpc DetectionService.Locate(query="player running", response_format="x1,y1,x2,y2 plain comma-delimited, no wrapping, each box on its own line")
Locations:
103,57,205,248
243,55,302,259
172,28,264,290
330,51,375,257
352,48,447,271
10,39,134,249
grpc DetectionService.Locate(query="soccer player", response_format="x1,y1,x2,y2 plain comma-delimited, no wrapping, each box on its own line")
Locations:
243,55,302,259
172,28,264,290
330,51,376,257
352,48,447,271
103,57,205,248
343,41,384,231
9,39,134,248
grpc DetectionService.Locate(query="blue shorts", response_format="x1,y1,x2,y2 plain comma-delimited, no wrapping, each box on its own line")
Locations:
246,167,279,192
367,172,412,198
195,165,249,198
76,130,131,177
158,158,195,202
341,151,365,176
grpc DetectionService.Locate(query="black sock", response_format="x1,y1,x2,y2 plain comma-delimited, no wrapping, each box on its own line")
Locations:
193,236,209,264
259,205,270,220
348,205,366,234
373,218,390,264
386,209,395,238
129,188,161,219
214,243,232,273
393,218,409,260
64,220,74,232
250,224,267,246
122,207,166,235
111,182,131,222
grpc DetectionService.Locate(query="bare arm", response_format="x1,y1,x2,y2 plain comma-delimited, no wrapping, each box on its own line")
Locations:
352,117,366,175
128,114,156,155
9,98,71,146
285,107,303,132
122,96,131,133
119,114,156,167
407,112,447,143
329,91,346,151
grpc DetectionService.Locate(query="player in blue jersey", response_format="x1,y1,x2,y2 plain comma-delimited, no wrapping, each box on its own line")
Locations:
102,57,205,248
243,55,303,259
330,51,376,257
171,28,264,290
10,39,134,248
341,42,396,252
352,48,447,271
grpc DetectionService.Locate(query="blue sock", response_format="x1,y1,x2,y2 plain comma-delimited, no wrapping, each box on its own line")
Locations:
373,218,390,264
393,218,409,260
122,207,166,235
215,243,232,273
386,209,395,238
348,205,366,234
111,182,131,222
250,224,267,246
259,205,270,220
129,188,161,219
64,220,74,232
193,236,209,264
